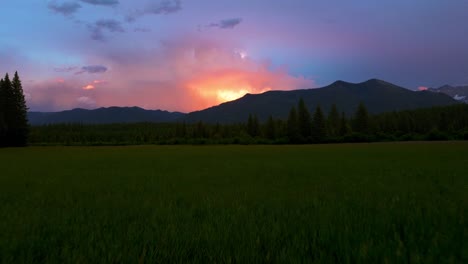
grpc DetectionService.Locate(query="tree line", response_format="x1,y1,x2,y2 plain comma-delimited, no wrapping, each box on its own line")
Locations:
29,102,468,146
0,72,29,147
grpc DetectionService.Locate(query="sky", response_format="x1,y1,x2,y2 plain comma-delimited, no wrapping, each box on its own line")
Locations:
1,0,468,112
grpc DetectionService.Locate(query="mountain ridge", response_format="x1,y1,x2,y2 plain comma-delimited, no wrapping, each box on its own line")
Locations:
429,84,468,104
28,79,458,125
183,79,458,123
28,106,185,125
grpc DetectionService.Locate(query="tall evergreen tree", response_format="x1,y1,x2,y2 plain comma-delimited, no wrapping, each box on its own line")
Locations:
297,98,312,141
11,72,29,146
287,106,300,143
0,74,15,147
339,112,351,137
311,105,327,143
265,115,276,140
0,77,5,145
247,114,260,137
353,102,370,134
327,104,340,137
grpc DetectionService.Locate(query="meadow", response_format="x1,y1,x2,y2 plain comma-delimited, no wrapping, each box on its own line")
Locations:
0,142,467,263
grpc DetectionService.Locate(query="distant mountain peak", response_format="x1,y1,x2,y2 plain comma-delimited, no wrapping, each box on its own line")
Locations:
430,84,468,103
364,78,388,85
330,79,389,87
331,80,351,86
183,79,457,123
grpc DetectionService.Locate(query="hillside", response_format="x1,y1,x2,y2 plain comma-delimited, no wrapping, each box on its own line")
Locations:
27,79,459,125
429,85,468,104
28,107,185,125
184,79,457,123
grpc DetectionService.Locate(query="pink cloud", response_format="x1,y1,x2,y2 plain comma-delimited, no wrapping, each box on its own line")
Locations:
27,36,315,112
83,84,95,90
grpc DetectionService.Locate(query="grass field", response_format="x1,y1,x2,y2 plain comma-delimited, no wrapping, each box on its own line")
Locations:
0,142,467,263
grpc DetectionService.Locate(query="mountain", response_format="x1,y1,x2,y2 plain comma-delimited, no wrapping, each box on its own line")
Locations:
184,79,458,123
28,107,185,125
429,85,468,104
27,79,459,125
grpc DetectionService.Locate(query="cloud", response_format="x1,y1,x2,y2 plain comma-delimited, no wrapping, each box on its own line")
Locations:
134,27,152,33
88,19,124,41
76,65,108,74
77,96,97,107
54,66,77,73
48,1,82,16
79,0,119,6
27,36,314,112
126,0,182,22
82,84,95,90
208,18,242,29
93,36,314,111
82,80,108,89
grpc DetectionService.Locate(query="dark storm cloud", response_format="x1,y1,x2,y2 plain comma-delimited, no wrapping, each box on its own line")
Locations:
48,1,82,16
208,18,242,29
76,65,108,74
126,0,182,22
79,0,119,6
95,19,124,32
88,19,124,41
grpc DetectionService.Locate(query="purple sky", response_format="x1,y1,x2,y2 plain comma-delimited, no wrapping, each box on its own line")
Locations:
1,0,468,112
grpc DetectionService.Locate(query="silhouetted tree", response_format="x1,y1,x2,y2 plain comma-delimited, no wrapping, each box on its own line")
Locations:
287,106,300,143
247,114,260,137
0,77,5,146
0,72,29,146
10,72,29,146
0,74,15,146
353,102,370,134
327,104,340,137
265,115,276,140
297,98,312,141
195,121,207,138
339,112,351,137
311,105,327,143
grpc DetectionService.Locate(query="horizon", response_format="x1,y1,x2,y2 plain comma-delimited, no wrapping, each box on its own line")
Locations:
1,0,468,112
26,78,436,113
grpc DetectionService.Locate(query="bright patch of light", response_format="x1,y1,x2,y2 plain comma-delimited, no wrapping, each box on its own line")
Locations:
234,49,248,59
217,89,250,102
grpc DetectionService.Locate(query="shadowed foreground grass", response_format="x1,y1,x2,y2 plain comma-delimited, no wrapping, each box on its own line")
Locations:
0,142,467,263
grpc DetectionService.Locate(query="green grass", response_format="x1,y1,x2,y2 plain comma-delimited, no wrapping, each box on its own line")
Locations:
0,142,467,263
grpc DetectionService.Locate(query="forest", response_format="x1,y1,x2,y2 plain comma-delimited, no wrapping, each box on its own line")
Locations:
29,102,468,146
2,71,468,147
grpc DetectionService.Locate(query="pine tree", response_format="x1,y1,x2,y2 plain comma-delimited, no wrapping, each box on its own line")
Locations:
11,72,29,146
311,105,327,143
247,114,260,137
339,112,351,137
287,106,300,143
0,77,5,146
265,115,276,140
353,102,370,134
0,74,15,147
297,98,312,141
327,104,340,137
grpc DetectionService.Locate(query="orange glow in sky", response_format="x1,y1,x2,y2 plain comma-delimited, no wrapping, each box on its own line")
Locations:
83,84,95,90
187,71,272,106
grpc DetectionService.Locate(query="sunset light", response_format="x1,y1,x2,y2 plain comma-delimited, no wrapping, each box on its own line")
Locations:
1,1,467,262
1,0,466,114
83,84,95,90
217,89,250,102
